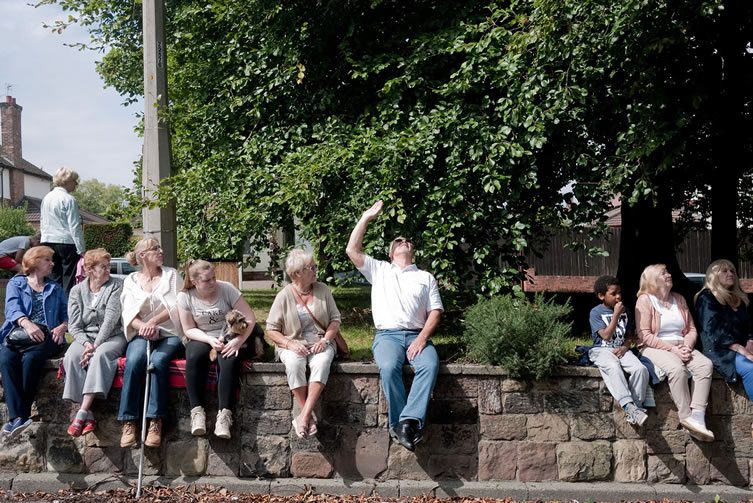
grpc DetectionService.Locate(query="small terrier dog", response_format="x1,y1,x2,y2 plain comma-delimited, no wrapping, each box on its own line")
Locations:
209,309,266,361
209,310,249,362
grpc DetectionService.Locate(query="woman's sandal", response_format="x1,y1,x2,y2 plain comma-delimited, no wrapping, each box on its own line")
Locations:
67,417,85,437
307,414,318,436
82,418,97,435
292,417,308,439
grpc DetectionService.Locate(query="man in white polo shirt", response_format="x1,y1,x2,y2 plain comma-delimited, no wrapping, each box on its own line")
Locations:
347,200,443,451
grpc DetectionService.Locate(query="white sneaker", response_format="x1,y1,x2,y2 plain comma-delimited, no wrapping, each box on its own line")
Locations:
190,406,206,436
214,408,232,439
680,417,715,442
624,403,648,427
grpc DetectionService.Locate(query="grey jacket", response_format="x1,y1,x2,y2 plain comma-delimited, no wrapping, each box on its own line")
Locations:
68,276,125,346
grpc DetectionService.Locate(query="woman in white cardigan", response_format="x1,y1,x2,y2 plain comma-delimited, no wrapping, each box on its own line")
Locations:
266,249,341,438
63,248,126,437
117,238,183,449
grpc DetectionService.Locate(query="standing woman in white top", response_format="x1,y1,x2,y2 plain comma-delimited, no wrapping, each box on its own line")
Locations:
265,249,341,438
40,167,85,295
177,260,258,440
117,238,183,449
635,263,715,441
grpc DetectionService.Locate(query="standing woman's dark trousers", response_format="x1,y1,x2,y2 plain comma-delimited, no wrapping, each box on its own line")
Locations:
42,243,79,296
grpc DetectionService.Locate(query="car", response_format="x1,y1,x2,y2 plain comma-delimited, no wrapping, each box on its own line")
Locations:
684,272,705,289
109,258,137,279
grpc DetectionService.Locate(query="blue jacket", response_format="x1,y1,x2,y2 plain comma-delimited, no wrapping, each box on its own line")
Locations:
696,289,753,383
0,274,68,343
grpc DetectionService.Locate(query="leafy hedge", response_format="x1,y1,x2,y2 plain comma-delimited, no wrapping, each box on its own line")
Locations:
0,205,34,241
464,294,573,379
83,223,133,257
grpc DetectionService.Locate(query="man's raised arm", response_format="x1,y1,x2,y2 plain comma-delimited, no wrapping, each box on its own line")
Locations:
346,200,384,269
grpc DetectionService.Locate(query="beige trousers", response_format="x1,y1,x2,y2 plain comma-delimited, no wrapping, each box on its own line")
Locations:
640,347,713,419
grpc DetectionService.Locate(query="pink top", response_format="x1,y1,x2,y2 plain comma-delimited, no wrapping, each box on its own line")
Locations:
635,292,697,351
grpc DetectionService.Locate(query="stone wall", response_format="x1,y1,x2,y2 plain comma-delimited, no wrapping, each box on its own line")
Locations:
1,361,752,486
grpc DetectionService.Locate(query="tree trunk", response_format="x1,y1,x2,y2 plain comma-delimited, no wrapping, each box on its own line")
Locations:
617,178,694,308
710,0,746,267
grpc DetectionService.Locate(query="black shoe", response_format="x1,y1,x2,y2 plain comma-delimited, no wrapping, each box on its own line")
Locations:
412,427,423,447
393,420,416,451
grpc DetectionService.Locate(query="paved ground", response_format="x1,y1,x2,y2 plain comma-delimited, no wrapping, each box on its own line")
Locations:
0,473,752,502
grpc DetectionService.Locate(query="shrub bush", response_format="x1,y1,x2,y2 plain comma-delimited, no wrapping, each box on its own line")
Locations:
464,294,573,379
0,205,34,241
83,223,133,257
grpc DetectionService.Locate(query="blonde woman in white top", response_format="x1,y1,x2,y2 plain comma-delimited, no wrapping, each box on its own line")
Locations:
635,264,714,442
117,238,183,449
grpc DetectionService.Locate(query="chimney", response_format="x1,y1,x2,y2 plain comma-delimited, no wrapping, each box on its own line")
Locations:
1,96,23,164
0,96,25,204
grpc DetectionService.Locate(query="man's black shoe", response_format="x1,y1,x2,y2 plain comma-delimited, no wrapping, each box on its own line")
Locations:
393,420,415,451
412,427,423,447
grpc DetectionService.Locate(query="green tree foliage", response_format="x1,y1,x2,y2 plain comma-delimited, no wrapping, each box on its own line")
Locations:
0,205,34,241
39,0,752,296
74,179,126,219
83,222,133,257
464,294,572,378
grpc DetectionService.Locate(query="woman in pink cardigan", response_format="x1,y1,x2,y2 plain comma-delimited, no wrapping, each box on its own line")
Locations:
635,264,715,442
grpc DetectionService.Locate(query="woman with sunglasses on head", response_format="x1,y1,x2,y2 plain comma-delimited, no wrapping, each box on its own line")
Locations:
635,263,714,442
117,238,183,449
266,249,342,438
695,259,753,435
177,259,260,439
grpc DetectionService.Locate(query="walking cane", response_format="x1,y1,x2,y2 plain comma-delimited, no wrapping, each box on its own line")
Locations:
136,339,155,498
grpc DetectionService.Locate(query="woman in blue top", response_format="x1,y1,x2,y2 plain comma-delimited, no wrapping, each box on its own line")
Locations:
0,246,68,437
696,259,753,435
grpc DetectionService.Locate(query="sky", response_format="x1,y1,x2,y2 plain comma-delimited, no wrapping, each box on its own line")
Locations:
0,1,142,188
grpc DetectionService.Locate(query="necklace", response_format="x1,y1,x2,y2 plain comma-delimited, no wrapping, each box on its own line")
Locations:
293,284,313,296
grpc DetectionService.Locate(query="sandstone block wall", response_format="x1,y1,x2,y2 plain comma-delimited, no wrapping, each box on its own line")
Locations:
1,362,751,486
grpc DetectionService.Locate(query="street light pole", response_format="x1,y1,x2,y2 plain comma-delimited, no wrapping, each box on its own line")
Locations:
141,0,177,267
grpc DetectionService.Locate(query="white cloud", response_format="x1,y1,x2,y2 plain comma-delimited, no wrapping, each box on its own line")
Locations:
0,1,142,187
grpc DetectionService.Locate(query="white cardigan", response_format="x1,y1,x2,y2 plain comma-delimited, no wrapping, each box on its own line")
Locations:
120,266,183,342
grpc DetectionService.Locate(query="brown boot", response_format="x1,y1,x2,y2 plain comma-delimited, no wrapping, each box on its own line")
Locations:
145,418,162,447
120,421,137,448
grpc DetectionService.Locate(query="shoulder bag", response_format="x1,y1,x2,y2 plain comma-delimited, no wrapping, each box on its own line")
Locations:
291,288,350,359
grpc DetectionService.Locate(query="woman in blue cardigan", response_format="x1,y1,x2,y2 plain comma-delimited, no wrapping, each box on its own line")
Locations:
0,246,68,437
696,259,753,434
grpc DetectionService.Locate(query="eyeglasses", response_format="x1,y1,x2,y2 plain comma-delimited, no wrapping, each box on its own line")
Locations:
146,245,163,252
393,238,412,244
304,264,318,272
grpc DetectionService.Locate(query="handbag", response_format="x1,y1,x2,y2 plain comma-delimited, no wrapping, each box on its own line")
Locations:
291,287,350,359
4,323,49,352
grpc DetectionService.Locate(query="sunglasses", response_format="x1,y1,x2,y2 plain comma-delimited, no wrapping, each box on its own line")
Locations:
392,238,412,244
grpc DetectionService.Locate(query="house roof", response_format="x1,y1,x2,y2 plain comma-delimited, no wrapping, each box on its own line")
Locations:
17,159,52,180
15,196,109,225
0,154,52,180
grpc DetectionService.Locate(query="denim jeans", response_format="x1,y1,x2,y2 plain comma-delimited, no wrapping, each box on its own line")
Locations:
0,336,63,420
736,353,753,400
117,336,183,421
372,329,439,429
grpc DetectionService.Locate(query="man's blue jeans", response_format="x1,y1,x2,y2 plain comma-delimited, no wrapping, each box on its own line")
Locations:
117,336,183,421
372,329,439,429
